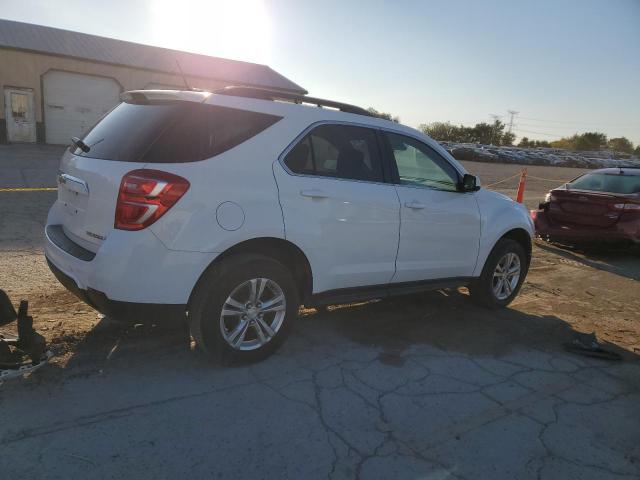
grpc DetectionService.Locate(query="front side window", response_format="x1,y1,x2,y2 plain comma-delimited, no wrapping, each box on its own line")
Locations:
74,102,281,163
284,124,383,182
385,132,459,192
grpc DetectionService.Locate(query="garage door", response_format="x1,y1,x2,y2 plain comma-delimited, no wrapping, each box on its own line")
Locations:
43,71,121,145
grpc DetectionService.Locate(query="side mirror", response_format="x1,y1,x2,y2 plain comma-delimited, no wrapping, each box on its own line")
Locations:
460,174,480,192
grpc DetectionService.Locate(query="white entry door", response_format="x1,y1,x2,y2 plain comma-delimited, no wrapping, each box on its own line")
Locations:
4,88,36,143
43,71,120,145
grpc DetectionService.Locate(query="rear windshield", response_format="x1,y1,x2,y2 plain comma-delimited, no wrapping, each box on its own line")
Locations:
73,101,282,163
569,173,640,195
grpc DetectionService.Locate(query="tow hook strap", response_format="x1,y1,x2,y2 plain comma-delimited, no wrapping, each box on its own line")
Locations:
0,291,53,386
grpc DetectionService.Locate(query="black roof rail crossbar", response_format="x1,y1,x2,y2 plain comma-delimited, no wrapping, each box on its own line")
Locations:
214,86,373,117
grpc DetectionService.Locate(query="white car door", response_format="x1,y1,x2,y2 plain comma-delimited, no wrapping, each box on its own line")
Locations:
273,123,400,294
383,131,481,282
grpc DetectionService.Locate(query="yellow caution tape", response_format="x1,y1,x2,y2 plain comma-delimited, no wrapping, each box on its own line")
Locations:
526,175,566,183
484,173,522,188
0,187,58,192
485,172,566,189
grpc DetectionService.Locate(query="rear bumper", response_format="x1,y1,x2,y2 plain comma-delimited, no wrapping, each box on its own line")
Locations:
46,258,186,323
45,219,219,313
533,210,640,244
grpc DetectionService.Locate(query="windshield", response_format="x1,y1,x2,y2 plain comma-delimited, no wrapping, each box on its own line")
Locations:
569,172,640,195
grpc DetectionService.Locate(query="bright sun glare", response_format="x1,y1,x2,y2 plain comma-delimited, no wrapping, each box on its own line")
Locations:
151,0,271,64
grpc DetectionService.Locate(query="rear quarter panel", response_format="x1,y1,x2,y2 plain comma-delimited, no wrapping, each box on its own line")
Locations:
148,117,310,254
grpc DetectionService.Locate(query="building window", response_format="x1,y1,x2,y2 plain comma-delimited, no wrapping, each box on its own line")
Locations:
11,93,28,120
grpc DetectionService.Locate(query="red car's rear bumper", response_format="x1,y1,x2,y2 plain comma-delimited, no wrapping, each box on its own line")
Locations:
533,210,640,244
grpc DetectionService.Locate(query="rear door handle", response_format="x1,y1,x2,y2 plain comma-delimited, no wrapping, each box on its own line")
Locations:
404,201,427,209
300,189,329,199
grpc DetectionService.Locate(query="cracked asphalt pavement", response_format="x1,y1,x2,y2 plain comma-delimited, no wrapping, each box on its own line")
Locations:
1,145,639,479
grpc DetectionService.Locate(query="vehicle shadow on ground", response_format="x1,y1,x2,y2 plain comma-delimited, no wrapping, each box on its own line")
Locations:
535,240,640,281
52,287,637,380
307,289,637,363
47,317,196,379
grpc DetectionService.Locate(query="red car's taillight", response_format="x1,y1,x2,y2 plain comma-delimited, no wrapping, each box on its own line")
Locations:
115,169,190,231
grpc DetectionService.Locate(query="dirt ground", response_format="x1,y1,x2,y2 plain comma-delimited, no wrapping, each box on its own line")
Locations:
0,160,638,371
2,149,639,479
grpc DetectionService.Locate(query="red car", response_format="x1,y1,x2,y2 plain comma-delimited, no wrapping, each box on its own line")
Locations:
533,167,640,245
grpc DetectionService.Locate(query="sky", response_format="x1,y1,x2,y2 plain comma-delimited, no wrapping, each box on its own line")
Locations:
2,0,639,145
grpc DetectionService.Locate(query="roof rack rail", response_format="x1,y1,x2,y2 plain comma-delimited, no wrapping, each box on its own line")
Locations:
214,86,374,117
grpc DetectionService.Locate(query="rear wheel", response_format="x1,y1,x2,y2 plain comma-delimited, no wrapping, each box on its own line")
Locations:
469,238,528,309
189,254,299,364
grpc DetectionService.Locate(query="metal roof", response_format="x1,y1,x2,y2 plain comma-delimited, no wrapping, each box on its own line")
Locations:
0,19,307,94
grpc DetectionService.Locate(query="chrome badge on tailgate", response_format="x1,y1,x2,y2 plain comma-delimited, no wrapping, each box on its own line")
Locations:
58,172,89,195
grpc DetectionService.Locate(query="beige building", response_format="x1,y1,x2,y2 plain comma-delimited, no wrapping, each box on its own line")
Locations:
0,19,305,144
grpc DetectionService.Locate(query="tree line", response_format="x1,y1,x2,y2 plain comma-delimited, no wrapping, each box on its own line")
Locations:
418,120,516,147
419,121,638,155
367,107,638,155
546,133,637,155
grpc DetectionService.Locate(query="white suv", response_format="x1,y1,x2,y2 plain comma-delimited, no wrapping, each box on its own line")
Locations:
45,87,533,362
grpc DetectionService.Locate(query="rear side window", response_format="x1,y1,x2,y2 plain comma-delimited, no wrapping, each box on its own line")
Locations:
284,124,384,182
569,173,640,194
74,102,281,163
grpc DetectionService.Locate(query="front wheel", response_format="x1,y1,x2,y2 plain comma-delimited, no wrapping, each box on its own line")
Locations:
189,254,299,364
468,238,528,309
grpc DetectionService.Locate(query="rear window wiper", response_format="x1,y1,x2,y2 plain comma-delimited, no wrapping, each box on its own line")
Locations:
71,136,90,153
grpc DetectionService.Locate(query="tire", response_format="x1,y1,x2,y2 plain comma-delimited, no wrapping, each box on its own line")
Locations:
468,238,528,309
188,254,299,364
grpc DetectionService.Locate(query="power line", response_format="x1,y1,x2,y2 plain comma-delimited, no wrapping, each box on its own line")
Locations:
516,122,582,130
518,116,634,127
513,128,561,138
517,122,637,131
515,124,639,138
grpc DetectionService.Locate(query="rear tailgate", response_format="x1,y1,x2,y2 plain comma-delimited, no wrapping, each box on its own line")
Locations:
56,149,145,252
53,91,210,252
548,190,623,228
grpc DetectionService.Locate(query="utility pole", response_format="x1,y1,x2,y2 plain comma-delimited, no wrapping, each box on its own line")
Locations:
487,114,503,145
507,110,519,133
487,114,503,146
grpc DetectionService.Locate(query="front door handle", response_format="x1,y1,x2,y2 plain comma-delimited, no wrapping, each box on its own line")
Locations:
404,200,427,209
300,189,329,199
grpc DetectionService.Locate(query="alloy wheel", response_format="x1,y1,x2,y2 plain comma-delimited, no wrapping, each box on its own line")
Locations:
219,278,287,351
492,252,521,300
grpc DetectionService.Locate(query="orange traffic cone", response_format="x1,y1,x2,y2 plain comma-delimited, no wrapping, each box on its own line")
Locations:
516,168,527,203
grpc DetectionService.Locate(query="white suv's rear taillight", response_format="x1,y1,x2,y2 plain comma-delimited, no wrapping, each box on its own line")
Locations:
115,169,190,231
